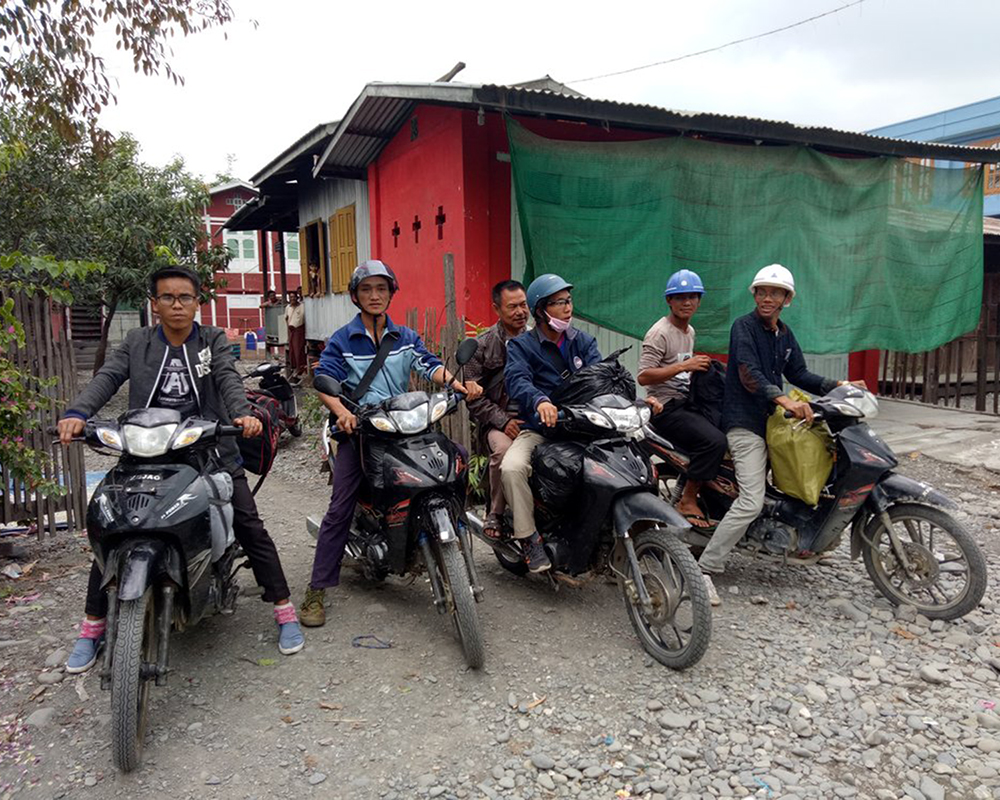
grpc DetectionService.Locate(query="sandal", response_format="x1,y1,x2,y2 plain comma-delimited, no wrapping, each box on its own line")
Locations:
483,513,503,540
680,511,716,531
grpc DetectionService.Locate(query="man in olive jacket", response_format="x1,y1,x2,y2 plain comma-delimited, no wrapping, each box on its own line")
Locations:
464,280,529,539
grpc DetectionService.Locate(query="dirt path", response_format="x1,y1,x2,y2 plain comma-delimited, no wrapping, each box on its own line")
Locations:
2,443,999,800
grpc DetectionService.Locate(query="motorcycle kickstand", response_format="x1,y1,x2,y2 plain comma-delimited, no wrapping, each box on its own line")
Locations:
546,572,560,592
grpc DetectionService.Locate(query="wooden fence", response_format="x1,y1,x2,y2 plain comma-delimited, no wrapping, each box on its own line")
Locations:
880,301,1000,414
1,292,87,539
404,254,473,456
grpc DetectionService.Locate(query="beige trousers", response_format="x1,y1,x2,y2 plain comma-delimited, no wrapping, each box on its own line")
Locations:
499,430,545,539
485,428,514,517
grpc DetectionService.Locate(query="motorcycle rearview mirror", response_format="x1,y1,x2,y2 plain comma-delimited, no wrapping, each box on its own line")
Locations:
314,374,342,397
455,338,478,368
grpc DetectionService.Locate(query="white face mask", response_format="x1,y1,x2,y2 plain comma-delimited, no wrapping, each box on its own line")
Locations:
546,313,571,333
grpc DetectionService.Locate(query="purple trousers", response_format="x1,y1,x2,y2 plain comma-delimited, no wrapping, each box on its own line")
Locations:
310,437,365,590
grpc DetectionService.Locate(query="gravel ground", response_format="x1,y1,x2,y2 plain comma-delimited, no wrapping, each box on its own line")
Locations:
2,394,999,800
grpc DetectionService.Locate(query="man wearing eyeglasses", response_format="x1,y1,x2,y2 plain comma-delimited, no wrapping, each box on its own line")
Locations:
56,266,304,672
501,274,602,573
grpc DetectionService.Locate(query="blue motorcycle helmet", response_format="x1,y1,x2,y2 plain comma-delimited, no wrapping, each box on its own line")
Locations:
664,269,705,298
526,273,574,318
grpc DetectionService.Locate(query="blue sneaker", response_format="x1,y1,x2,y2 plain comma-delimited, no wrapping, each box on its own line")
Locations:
277,621,304,655
66,636,103,674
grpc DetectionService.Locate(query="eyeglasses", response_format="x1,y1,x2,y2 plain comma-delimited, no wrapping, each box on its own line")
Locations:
155,294,198,307
546,297,573,309
754,287,787,300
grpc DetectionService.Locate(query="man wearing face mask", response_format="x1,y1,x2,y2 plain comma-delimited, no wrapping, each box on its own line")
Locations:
501,274,602,573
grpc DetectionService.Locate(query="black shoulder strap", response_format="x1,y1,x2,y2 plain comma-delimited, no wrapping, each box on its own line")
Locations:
541,339,570,379
349,329,400,403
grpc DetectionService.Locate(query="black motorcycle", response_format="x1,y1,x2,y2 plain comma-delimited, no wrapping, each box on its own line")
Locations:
641,385,987,619
72,408,247,771
307,339,486,668
468,392,713,670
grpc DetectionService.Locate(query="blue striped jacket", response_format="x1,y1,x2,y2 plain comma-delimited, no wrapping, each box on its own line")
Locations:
315,314,442,406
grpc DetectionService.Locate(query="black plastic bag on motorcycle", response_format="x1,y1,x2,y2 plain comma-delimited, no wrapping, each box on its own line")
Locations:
530,441,586,509
549,348,637,407
238,391,281,478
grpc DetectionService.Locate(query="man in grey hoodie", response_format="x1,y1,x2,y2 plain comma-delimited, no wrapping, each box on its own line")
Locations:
56,266,304,671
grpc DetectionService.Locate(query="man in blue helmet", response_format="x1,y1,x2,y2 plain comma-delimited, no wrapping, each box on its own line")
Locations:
501,274,602,572
299,260,481,626
638,269,727,534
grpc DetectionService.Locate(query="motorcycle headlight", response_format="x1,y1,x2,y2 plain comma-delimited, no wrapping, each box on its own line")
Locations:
583,410,614,429
172,426,206,449
638,405,652,425
370,413,396,433
122,423,177,457
429,393,449,423
95,426,123,451
601,405,642,432
389,403,430,434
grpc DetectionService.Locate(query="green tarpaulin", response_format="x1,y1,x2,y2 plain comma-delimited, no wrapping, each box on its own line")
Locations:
508,118,984,354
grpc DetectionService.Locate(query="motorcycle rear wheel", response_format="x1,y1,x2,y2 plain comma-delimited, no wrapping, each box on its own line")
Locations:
438,540,486,669
620,528,712,670
862,503,986,620
111,589,156,772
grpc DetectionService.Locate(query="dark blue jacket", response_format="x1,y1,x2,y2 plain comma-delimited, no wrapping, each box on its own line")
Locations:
721,312,836,437
505,326,602,430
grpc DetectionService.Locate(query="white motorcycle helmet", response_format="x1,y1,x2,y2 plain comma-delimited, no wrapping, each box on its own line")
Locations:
750,264,795,307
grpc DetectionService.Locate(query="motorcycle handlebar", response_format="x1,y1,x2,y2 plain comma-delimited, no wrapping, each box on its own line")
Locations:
218,425,244,437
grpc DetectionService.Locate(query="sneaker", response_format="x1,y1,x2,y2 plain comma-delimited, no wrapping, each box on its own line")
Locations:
702,574,722,607
277,621,305,655
299,587,326,627
522,533,551,574
66,635,104,674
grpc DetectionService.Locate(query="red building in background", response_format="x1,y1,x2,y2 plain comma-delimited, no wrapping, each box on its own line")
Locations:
200,180,300,335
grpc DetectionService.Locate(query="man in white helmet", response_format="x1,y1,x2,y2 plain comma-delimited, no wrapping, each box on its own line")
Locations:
698,264,849,606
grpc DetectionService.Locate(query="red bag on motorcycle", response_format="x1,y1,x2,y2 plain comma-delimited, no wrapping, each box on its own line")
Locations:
238,391,282,475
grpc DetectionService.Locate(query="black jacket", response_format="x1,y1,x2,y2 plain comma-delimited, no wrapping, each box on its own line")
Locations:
721,312,836,437
64,323,251,472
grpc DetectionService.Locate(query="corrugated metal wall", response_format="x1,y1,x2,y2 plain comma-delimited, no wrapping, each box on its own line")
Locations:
300,179,371,340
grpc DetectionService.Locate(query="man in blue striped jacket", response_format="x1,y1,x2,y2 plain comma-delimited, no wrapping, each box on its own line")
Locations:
299,261,481,627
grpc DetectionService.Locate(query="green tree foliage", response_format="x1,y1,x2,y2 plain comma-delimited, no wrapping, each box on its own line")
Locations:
0,0,234,143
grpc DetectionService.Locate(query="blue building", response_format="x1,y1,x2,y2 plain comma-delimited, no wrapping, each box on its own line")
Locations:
868,95,1000,216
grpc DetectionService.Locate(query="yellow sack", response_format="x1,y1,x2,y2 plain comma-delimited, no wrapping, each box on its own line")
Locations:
765,389,834,506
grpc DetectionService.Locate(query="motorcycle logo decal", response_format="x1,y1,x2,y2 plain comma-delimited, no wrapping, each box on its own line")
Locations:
838,483,875,508
573,356,583,369
131,473,162,481
195,346,213,378
859,449,887,465
161,492,197,519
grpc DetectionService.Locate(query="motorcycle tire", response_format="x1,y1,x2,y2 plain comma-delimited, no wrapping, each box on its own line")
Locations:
862,503,987,620
438,540,486,669
111,589,156,772
620,528,712,670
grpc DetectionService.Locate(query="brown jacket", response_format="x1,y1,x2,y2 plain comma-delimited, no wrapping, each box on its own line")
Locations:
465,321,521,437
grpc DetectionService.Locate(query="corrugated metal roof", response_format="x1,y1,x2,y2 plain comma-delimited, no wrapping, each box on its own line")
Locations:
313,82,1000,178
985,216,1000,238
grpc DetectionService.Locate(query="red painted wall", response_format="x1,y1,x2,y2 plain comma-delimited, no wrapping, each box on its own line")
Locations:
368,105,469,333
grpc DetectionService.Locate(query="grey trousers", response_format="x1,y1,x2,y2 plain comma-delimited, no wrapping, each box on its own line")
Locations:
499,430,545,539
698,427,768,574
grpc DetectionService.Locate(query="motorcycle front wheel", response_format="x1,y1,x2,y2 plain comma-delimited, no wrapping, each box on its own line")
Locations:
437,540,486,669
111,588,157,772
862,503,987,620
620,528,712,670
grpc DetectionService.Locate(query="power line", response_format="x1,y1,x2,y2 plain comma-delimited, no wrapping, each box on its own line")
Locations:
571,0,867,84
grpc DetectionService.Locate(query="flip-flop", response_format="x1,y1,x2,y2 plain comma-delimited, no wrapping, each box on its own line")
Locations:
680,511,716,531
483,513,503,540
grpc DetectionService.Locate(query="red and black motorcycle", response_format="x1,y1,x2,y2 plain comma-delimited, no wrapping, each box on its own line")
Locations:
239,362,301,493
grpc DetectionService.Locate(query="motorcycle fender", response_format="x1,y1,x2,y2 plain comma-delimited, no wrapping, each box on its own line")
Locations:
877,473,957,510
429,504,456,543
114,540,183,601
612,491,690,538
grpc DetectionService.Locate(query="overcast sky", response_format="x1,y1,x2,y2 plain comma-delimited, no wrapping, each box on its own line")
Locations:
95,0,999,181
